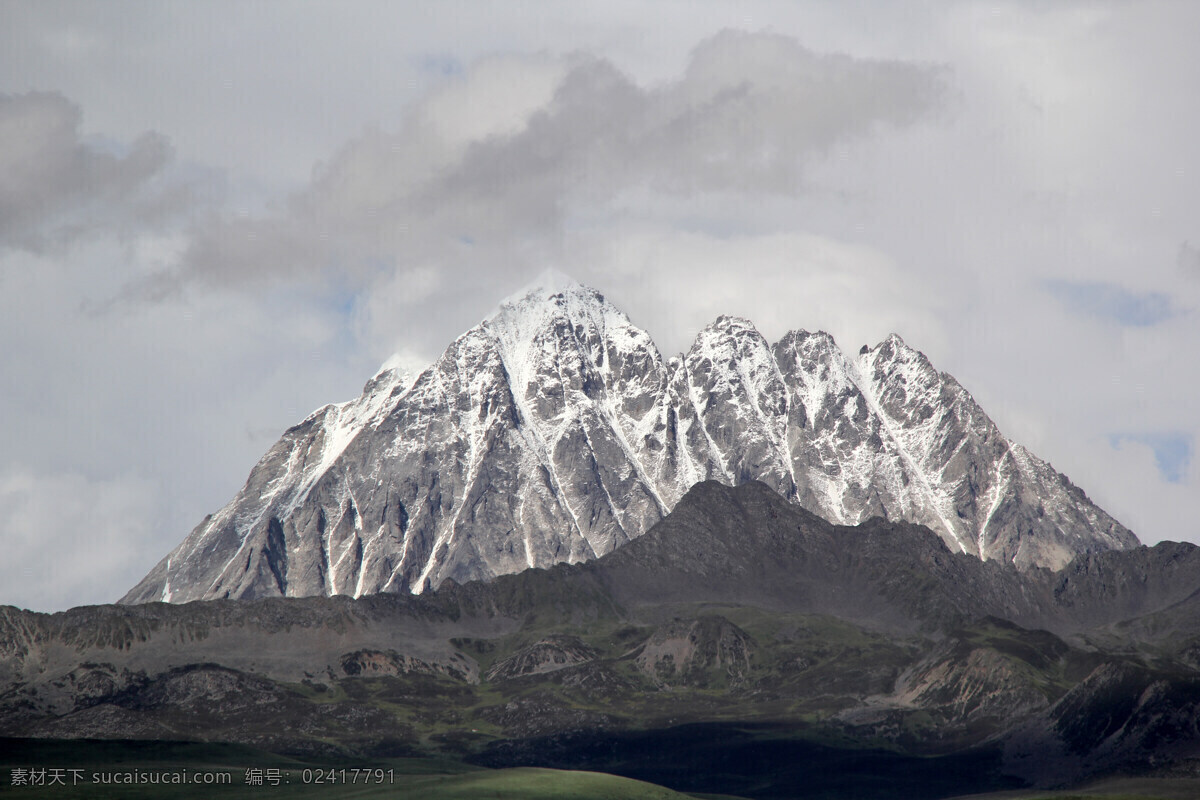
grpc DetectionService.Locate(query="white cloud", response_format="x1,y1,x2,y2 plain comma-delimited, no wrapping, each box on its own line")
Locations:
581,226,948,358
1067,434,1198,546
415,54,569,149
0,237,380,610
1181,242,1200,276
0,468,158,612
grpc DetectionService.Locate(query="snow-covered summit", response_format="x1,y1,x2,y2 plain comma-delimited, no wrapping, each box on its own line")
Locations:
486,277,659,383
494,267,585,307
123,282,1138,605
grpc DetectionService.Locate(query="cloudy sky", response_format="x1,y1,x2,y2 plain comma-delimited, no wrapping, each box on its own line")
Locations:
2,1,1197,612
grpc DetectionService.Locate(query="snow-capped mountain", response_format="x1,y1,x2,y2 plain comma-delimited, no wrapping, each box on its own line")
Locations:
122,280,1137,604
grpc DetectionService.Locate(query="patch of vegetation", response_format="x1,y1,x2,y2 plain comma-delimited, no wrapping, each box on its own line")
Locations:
387,766,716,799
0,739,716,800
469,722,1024,799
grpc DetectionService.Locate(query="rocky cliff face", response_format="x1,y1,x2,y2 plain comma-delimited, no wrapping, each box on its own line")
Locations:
123,280,1136,604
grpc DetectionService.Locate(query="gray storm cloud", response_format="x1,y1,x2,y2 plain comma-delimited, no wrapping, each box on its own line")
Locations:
0,91,177,251
179,30,946,288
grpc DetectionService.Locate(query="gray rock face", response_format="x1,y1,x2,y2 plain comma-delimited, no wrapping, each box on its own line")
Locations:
634,616,754,685
485,635,600,682
123,281,1136,604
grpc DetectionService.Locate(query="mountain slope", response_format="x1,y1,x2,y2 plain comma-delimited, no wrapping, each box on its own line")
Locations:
9,482,1200,796
123,281,1135,604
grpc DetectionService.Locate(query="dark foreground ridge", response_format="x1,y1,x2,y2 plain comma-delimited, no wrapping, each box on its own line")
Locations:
6,482,1200,798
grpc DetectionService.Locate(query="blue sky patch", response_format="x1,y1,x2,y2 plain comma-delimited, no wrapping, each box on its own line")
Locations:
1110,433,1192,483
1045,280,1177,327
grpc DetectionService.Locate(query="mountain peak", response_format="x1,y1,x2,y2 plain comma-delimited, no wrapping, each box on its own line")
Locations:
496,269,591,308
866,332,913,357
481,276,654,396
122,284,1138,606
705,314,760,334
486,274,624,340
861,331,935,376
690,316,769,361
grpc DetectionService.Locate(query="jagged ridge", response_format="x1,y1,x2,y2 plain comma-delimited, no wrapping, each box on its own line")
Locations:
123,280,1136,604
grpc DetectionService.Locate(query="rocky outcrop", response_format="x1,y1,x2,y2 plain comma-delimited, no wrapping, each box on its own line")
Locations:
484,635,600,682
634,616,754,686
